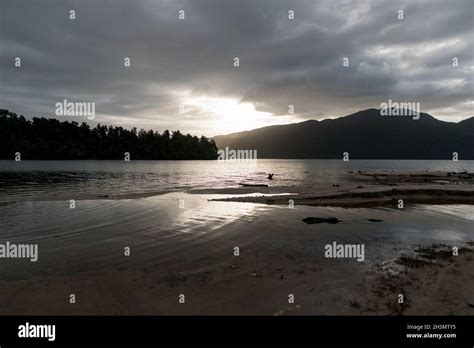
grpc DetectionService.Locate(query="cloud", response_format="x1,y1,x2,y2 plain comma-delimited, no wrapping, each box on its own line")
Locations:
1,0,472,136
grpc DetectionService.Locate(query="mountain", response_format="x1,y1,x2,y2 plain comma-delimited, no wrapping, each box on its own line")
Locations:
213,109,474,159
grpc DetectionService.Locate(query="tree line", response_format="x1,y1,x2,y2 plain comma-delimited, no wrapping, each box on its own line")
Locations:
0,109,218,160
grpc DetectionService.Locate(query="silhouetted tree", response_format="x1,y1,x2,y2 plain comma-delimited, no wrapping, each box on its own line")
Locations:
0,109,218,160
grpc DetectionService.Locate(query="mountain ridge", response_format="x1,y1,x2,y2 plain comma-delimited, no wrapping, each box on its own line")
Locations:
213,109,474,159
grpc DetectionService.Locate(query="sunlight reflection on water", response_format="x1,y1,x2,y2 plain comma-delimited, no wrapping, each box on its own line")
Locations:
1,159,473,201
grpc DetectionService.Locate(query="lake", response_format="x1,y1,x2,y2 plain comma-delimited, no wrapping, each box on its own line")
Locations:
1,159,473,201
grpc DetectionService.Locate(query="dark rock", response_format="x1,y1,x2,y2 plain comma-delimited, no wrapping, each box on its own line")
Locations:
302,217,341,224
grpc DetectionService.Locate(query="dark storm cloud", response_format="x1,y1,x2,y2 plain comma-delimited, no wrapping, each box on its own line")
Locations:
0,0,472,135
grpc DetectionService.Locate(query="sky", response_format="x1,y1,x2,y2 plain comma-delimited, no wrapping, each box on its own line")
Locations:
1,0,473,136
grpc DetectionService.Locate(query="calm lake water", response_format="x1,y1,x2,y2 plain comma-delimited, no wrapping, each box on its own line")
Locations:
0,160,473,280
1,159,473,201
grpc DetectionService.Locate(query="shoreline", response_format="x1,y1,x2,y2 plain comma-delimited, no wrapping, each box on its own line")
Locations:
209,186,474,208
204,171,474,208
1,170,473,205
0,169,472,315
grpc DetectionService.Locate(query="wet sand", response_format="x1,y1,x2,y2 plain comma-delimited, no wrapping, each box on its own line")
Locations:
0,195,472,315
0,242,472,315
200,171,474,208
355,244,474,315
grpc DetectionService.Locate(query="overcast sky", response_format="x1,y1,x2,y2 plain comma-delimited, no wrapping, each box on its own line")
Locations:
1,0,473,136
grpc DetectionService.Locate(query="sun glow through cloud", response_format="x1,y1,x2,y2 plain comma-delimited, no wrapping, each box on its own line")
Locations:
184,96,294,135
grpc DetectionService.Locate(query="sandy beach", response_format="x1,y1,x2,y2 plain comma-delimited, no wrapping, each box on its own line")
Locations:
0,191,473,315
0,166,473,315
0,236,472,315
